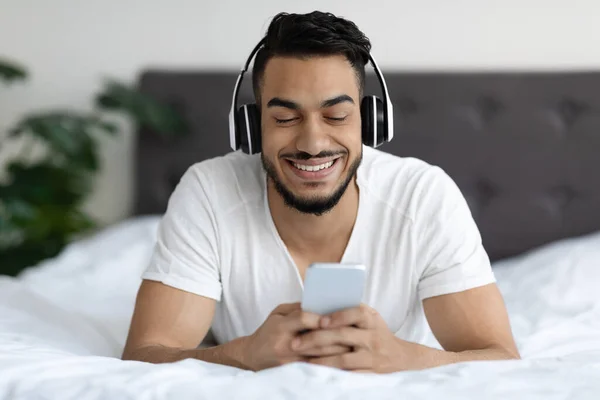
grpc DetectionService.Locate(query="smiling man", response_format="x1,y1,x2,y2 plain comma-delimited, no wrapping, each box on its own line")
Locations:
122,11,520,373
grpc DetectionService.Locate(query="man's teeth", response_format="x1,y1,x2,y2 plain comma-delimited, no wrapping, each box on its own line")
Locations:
292,160,335,172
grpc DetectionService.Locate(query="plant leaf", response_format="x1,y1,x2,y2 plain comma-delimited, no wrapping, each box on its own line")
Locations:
0,194,98,276
8,112,117,171
95,80,189,138
0,212,21,240
1,161,95,247
8,126,23,137
0,237,65,276
63,209,96,233
0,59,27,83
4,161,92,207
99,120,119,135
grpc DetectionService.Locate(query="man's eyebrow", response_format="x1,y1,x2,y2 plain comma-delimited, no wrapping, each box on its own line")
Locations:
266,95,355,110
321,94,354,108
266,97,299,110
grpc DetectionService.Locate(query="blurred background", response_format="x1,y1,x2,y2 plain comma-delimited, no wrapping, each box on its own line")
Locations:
1,0,599,275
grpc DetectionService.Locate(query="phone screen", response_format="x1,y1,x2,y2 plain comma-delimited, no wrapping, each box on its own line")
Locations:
301,263,366,315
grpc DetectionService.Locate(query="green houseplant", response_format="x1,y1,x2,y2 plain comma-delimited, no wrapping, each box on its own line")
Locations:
0,58,187,276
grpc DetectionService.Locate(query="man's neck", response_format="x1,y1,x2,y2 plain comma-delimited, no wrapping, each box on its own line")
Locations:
267,180,360,255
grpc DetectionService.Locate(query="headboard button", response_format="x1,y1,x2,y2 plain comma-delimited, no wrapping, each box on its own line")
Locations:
555,98,589,129
476,180,497,204
548,185,576,210
464,180,498,219
475,96,504,124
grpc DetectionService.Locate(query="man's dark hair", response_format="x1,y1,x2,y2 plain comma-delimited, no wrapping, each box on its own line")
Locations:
251,11,372,105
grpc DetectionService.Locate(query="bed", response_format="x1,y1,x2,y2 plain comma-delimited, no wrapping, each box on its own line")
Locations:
1,70,600,399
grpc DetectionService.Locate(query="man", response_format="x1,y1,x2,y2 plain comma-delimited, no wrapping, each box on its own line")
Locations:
122,11,520,373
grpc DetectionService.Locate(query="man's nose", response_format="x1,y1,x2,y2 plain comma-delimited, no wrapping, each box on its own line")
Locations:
294,116,331,156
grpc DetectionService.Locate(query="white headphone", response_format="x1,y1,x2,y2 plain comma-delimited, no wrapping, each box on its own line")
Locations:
229,38,394,154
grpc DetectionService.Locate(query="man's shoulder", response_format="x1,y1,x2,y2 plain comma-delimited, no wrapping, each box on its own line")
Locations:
187,150,260,175
178,150,264,211
360,146,464,220
360,145,437,181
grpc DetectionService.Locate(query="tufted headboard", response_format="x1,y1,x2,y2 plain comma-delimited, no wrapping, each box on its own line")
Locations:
134,70,600,262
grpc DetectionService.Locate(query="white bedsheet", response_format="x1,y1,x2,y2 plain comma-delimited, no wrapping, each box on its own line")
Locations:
1,217,599,399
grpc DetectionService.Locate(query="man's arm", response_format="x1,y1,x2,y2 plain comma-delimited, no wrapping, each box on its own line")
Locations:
121,280,247,369
411,167,520,367
419,283,520,366
122,281,341,371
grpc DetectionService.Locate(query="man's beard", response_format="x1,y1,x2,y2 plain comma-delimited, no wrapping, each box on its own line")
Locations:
261,151,362,216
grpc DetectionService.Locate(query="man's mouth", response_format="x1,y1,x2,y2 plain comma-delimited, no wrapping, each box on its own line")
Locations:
290,159,336,172
284,157,342,179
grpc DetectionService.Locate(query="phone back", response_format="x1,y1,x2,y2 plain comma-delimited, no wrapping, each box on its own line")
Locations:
301,263,366,315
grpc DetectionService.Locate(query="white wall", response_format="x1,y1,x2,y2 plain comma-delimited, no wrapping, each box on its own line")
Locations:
1,0,599,226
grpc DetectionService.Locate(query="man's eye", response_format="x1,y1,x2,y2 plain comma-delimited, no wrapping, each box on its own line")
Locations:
327,116,347,122
275,117,297,124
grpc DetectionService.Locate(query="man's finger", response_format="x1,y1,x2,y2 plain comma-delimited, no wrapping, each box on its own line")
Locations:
293,327,368,350
272,302,302,316
297,344,351,358
308,349,371,370
282,309,322,333
322,304,375,329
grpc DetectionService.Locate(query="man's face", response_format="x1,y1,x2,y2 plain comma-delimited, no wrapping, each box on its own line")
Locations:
259,55,363,216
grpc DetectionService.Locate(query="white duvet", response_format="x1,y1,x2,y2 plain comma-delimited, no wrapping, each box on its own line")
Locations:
1,217,600,399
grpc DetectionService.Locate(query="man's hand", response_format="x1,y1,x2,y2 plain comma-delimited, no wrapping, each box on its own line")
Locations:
291,287,521,373
241,303,352,371
290,303,420,373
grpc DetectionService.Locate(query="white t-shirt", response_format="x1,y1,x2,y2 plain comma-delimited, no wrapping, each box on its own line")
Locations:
142,145,496,346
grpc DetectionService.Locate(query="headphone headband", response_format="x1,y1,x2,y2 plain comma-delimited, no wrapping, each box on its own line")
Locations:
229,38,394,151
229,38,266,151
367,53,394,142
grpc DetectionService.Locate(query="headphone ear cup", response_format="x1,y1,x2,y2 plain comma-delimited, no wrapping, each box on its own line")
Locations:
361,96,385,147
360,96,386,147
360,96,373,147
237,104,261,154
246,103,261,154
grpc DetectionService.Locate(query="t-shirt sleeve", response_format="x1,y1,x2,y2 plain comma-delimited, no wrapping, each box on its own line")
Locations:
415,167,496,301
141,166,222,301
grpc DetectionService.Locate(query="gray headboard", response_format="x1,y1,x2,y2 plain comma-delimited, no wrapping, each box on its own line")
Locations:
134,70,600,262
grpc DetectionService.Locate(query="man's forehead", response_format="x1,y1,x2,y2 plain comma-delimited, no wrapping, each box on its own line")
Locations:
260,55,360,102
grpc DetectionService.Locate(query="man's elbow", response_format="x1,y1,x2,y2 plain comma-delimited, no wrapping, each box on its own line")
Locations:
121,347,140,362
489,344,521,360
505,349,522,360
121,344,157,362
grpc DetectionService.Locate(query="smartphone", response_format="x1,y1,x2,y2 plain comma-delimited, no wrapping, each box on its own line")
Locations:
301,263,366,316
